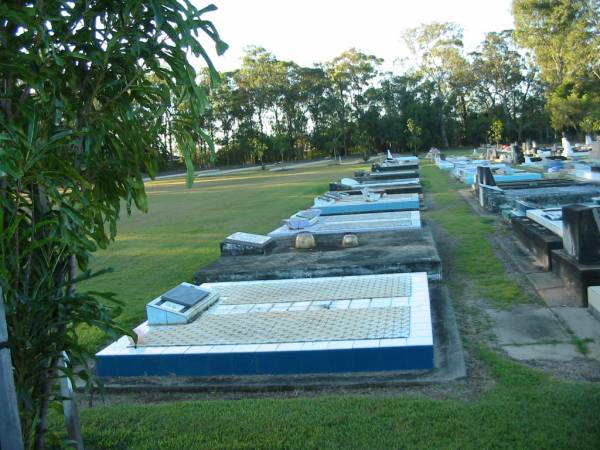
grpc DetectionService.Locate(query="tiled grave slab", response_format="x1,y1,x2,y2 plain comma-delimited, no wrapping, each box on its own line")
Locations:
196,229,442,283
206,273,412,304
269,211,421,237
312,193,419,215
96,273,434,377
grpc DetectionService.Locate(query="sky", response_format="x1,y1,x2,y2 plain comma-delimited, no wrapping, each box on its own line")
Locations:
197,0,516,73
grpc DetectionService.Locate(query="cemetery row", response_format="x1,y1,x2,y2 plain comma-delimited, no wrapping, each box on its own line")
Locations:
95,153,465,383
430,140,600,315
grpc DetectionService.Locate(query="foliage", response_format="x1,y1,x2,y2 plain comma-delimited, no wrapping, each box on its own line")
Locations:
513,0,600,132
488,119,504,146
405,118,422,153
0,1,225,447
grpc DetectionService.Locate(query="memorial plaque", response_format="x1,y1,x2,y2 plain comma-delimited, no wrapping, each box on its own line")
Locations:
224,232,273,248
161,284,211,307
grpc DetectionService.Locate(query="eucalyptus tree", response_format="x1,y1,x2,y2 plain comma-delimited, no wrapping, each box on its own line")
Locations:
0,1,226,447
471,31,546,141
321,48,382,155
513,0,600,133
403,22,469,147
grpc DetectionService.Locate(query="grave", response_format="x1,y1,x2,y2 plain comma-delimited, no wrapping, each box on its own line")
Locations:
511,216,563,270
195,228,442,283
312,193,420,215
96,273,435,377
551,205,600,306
354,169,420,181
372,161,419,172
476,165,600,212
526,208,564,237
268,210,421,238
329,178,421,192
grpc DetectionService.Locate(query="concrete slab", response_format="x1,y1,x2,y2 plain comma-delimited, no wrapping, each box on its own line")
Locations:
537,287,577,307
487,305,570,345
502,343,579,361
526,272,566,290
196,229,442,284
553,307,600,341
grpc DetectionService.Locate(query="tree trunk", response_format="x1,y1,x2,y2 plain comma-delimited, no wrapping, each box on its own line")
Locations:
440,113,449,148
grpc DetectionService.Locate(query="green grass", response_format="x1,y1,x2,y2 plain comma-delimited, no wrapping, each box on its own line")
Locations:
62,159,600,449
63,348,600,449
420,161,534,307
80,164,366,348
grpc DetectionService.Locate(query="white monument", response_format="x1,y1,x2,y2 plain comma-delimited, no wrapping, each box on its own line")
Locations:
561,136,573,157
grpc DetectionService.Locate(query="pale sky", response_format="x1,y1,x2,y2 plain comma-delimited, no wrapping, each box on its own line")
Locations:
197,0,515,73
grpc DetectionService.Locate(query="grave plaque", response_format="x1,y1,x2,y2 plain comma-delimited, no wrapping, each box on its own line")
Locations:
221,232,275,256
224,232,273,248
161,284,210,308
562,205,600,264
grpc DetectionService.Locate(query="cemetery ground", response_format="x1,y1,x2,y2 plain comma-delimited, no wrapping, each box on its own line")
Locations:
57,159,600,449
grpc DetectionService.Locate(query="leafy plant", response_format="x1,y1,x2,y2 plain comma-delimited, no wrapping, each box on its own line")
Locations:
0,1,226,448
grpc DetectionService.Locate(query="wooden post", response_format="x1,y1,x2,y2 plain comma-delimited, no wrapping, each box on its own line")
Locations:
0,287,24,450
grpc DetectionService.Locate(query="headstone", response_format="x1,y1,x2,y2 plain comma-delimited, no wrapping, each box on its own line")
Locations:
286,209,321,229
162,284,210,308
561,137,573,157
221,232,275,256
590,142,600,161
476,166,496,186
562,205,600,264
341,178,360,187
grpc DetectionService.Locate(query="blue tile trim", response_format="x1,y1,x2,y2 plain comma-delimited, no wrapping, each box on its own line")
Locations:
96,345,434,377
316,200,419,216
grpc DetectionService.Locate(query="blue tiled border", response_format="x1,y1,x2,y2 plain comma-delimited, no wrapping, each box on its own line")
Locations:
97,345,434,377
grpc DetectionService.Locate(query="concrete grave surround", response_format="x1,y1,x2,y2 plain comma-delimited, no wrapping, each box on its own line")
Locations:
96,273,434,377
312,193,420,215
269,211,421,237
526,208,564,237
196,229,442,283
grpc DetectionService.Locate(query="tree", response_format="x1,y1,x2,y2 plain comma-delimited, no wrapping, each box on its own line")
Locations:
406,118,423,154
0,1,226,447
321,49,382,155
403,22,469,147
471,31,546,142
513,0,600,133
489,119,504,149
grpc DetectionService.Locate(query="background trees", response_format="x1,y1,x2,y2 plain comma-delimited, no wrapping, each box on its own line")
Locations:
201,19,575,167
513,0,600,135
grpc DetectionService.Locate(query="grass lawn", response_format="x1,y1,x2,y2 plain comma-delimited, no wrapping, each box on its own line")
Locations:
66,159,600,449
80,164,366,348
